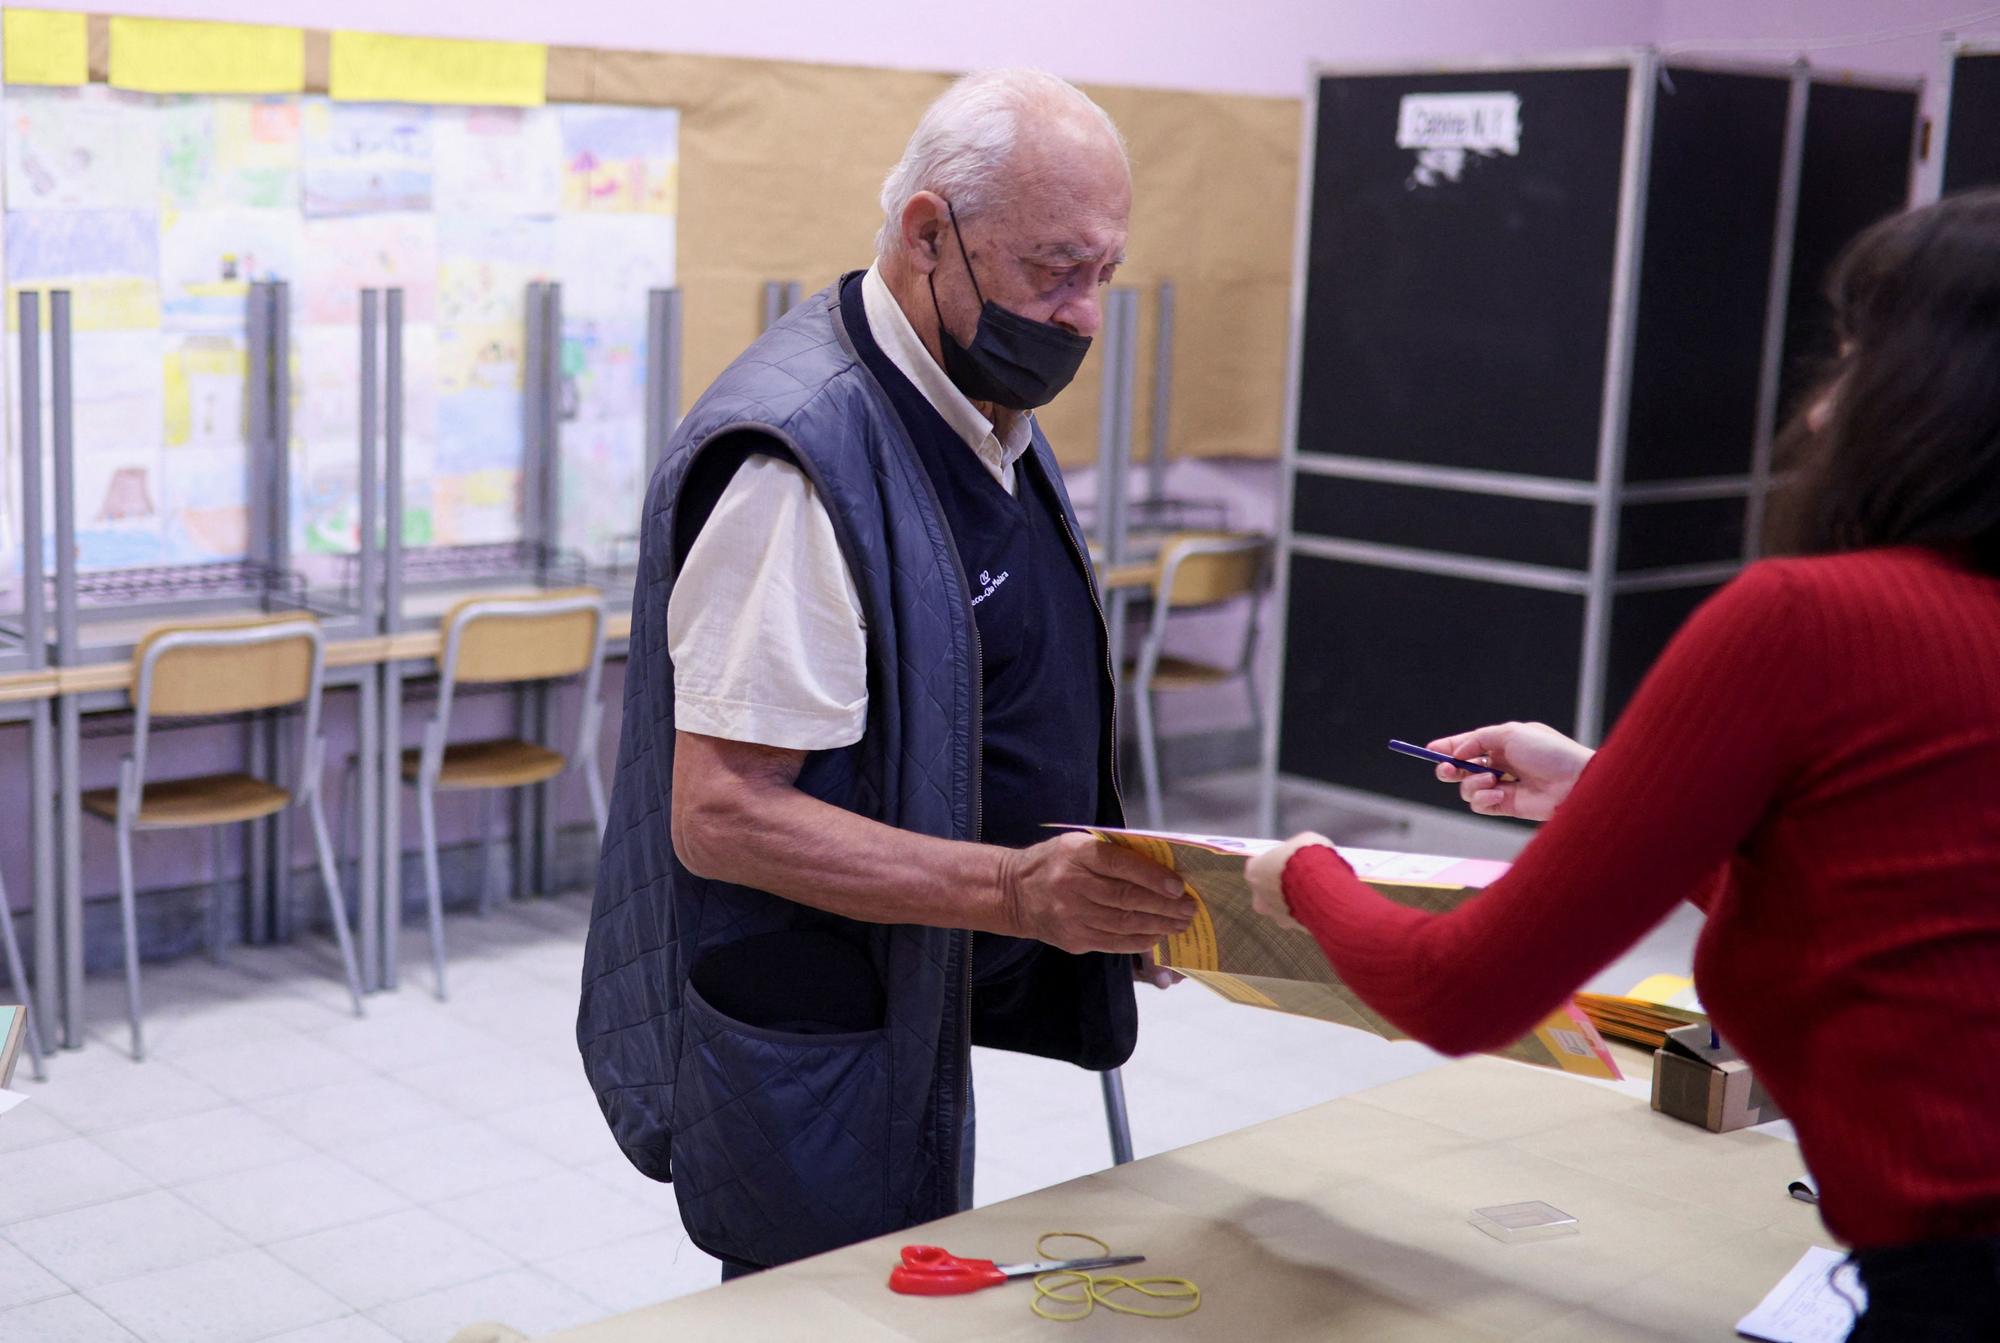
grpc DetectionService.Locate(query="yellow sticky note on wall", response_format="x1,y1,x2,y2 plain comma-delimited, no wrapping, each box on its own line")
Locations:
4,10,89,86
108,17,304,94
330,32,545,107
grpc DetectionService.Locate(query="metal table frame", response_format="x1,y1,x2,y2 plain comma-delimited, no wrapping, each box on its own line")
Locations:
363,281,678,992
27,281,376,1047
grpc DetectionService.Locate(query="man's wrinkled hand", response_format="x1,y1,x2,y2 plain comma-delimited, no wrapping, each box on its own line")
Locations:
1000,833,1194,956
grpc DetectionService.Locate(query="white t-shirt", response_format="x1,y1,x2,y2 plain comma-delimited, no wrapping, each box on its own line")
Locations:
666,264,1035,750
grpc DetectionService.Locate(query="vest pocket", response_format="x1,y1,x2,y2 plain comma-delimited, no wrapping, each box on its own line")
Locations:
673,933,895,1266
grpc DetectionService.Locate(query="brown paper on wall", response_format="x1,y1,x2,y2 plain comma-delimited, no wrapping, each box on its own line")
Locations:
1042,85,1299,467
567,46,1299,467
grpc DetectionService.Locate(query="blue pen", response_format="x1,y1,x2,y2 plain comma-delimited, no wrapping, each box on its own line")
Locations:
1387,739,1516,781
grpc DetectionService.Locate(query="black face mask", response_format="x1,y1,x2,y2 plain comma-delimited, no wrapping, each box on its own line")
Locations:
927,200,1092,411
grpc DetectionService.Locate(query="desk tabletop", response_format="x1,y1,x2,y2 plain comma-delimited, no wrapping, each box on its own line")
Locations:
26,591,635,697
0,668,57,704
539,1056,1825,1342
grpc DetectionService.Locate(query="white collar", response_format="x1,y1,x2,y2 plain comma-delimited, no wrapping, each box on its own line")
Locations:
862,262,1033,491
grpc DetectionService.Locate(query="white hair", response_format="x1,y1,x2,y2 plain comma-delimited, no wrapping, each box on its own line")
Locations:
876,68,1127,256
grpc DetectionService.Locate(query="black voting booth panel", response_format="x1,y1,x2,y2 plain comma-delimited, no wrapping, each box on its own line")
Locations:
1782,79,1921,416
1274,55,1916,815
1943,48,2000,196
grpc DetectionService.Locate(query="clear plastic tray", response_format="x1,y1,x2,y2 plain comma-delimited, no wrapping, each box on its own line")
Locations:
1469,1200,1579,1242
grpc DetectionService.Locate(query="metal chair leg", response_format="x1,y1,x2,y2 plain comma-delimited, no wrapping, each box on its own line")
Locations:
335,754,359,908
115,821,144,1061
1133,682,1166,831
1100,1067,1134,1165
586,759,609,843
1244,672,1265,752
207,827,228,965
0,871,46,1082
306,794,366,1018
479,789,501,917
416,781,448,1001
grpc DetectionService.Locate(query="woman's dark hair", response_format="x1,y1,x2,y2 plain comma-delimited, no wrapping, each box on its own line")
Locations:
1768,189,2000,573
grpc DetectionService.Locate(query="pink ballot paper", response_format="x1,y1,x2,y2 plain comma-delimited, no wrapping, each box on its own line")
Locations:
1068,826,1621,1081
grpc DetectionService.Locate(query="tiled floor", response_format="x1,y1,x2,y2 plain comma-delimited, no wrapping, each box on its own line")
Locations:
0,774,1701,1343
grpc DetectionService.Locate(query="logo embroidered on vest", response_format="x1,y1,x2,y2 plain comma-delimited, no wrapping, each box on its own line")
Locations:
970,568,1011,607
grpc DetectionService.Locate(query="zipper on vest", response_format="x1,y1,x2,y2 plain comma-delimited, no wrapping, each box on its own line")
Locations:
959,602,981,1212
951,537,984,1217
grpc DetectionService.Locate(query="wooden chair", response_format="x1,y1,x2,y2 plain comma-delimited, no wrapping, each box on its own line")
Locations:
403,588,608,1001
81,615,364,1060
1125,532,1273,830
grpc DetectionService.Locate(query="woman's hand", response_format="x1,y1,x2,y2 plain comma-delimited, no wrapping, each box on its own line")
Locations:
1244,832,1334,934
1428,722,1594,821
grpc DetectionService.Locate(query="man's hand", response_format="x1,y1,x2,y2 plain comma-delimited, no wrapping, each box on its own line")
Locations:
999,833,1194,955
1427,722,1594,822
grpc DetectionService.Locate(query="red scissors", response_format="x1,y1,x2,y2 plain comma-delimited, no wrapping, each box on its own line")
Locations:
888,1244,1145,1296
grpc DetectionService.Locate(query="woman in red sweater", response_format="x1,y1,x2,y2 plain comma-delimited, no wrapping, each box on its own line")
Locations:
1245,192,2000,1339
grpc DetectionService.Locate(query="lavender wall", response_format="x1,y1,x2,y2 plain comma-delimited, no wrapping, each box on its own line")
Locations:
3,0,1667,97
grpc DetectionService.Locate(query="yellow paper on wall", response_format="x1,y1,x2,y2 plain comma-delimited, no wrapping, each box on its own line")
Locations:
4,9,88,86
108,17,304,94
330,32,545,107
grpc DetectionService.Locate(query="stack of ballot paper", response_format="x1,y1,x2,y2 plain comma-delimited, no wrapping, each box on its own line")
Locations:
1574,994,1708,1050
1077,827,1621,1080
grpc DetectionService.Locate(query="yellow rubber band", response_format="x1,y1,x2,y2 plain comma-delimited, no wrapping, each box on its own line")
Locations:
1028,1232,1201,1322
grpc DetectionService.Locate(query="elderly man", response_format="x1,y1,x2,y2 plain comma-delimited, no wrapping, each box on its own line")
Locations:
578,68,1191,1277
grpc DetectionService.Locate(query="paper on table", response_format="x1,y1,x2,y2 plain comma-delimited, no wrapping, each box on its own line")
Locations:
1736,1246,1864,1343
1076,826,1621,1080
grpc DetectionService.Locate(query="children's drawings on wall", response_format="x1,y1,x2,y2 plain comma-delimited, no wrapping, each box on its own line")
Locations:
437,322,525,463
161,96,300,211
158,446,249,561
3,86,677,577
559,106,678,215
434,107,561,215
301,99,432,218
6,208,162,331
160,208,298,331
559,416,644,569
65,328,170,567
6,85,159,211
437,214,553,327
556,213,675,320
293,321,439,557
299,213,439,326
557,315,650,564
163,333,247,451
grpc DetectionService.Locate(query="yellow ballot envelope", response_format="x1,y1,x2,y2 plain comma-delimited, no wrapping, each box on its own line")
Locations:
1077,826,1622,1081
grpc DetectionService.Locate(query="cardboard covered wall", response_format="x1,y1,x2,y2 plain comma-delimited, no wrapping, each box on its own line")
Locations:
553,46,1300,467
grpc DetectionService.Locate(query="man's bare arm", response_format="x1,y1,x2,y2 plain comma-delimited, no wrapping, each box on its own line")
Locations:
672,730,1192,955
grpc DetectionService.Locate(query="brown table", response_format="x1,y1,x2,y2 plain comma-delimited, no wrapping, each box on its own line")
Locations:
537,1053,1825,1341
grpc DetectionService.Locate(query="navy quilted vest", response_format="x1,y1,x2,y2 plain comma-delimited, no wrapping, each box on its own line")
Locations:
576,278,1138,1269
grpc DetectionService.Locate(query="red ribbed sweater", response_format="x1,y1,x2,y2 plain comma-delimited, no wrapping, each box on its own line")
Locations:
1282,547,2000,1249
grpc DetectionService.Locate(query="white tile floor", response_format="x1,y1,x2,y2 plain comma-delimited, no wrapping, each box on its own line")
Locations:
0,774,1702,1343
